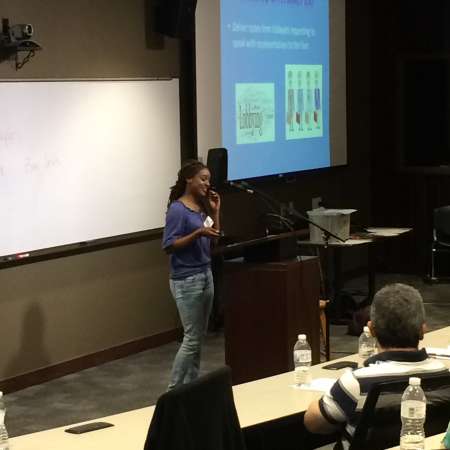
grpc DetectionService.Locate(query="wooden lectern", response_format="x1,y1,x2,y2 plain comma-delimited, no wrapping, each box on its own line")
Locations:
220,232,320,384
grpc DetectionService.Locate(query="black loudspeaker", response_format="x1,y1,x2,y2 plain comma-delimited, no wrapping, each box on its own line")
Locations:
207,148,228,190
155,0,197,40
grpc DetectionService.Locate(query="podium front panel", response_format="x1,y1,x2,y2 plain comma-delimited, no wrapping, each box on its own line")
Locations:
223,256,320,384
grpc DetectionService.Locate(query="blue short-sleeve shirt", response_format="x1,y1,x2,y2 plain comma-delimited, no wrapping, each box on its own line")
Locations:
162,201,211,279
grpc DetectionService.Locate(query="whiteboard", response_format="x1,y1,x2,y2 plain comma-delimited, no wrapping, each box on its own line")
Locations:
0,79,180,258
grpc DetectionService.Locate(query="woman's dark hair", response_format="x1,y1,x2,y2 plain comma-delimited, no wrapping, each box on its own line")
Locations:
168,159,208,206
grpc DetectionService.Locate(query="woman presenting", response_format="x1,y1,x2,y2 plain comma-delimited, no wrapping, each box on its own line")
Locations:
162,160,221,389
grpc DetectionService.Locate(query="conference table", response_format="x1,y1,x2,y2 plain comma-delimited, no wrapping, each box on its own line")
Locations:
9,326,450,449
388,432,447,449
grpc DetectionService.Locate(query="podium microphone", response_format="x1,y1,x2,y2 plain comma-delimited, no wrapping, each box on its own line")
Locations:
228,181,254,195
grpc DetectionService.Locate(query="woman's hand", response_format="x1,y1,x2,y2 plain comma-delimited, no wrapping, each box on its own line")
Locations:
169,226,221,252
207,190,221,213
197,227,221,238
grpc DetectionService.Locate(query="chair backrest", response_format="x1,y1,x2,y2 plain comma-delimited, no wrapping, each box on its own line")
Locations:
434,206,450,242
144,366,247,450
349,372,450,450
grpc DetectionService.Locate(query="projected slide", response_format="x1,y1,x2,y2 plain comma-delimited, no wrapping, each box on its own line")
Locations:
236,83,275,144
286,65,323,140
221,0,330,180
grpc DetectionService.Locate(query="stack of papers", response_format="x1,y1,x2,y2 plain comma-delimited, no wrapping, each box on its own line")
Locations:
365,227,411,237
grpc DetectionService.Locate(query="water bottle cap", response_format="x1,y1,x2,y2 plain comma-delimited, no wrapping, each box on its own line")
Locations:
363,326,369,332
298,334,306,340
409,377,421,386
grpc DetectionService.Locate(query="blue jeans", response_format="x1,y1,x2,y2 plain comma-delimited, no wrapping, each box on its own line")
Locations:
168,269,214,389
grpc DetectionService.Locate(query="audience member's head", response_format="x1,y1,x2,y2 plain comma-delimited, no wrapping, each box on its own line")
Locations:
369,283,426,349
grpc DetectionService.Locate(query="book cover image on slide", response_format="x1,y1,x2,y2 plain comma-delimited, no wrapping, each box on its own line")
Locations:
236,83,275,145
286,65,323,140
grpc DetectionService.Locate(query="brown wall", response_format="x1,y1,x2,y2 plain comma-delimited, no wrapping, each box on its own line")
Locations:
0,0,179,78
0,0,180,381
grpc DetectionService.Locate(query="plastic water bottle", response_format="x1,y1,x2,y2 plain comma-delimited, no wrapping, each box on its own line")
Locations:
0,391,9,450
443,419,450,449
293,334,312,385
358,326,376,359
400,377,426,450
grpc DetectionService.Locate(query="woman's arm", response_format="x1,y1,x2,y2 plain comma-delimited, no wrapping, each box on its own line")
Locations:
166,226,221,253
208,190,221,231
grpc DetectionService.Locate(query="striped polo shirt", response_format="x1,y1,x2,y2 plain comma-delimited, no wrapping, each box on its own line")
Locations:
318,349,448,448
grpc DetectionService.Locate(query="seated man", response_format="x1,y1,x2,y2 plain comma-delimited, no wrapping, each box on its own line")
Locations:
304,283,448,449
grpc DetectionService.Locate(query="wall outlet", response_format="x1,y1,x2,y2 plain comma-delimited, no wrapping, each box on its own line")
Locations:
312,197,322,209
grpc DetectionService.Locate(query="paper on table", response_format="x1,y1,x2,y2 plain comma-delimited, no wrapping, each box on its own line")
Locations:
291,378,336,392
342,239,373,245
365,228,411,236
326,209,357,215
309,209,357,216
426,346,450,358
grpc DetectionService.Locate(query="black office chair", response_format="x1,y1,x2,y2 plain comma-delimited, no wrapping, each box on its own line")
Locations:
430,205,450,281
144,366,247,450
346,372,450,450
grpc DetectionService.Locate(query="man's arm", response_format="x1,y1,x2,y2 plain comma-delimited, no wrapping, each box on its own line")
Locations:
305,370,359,435
304,399,339,435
